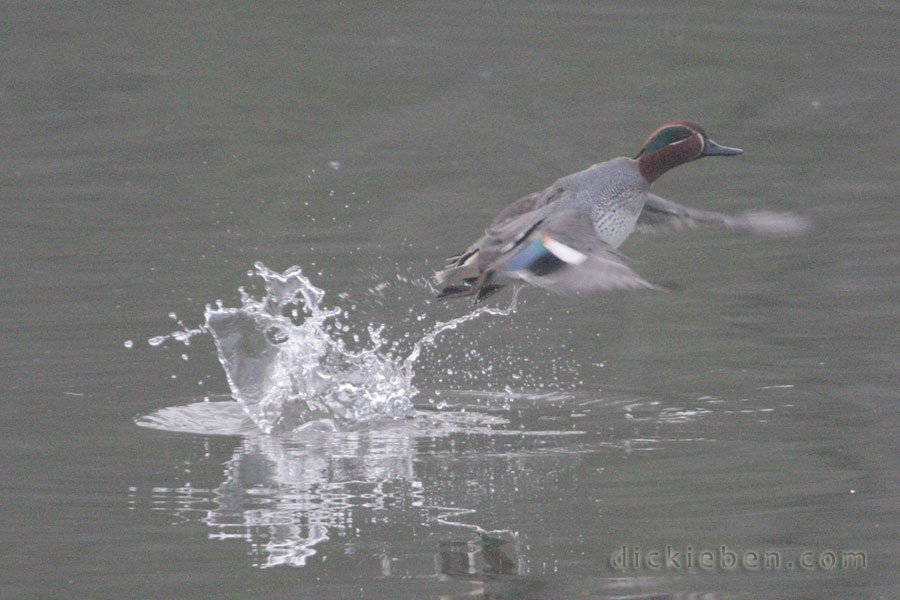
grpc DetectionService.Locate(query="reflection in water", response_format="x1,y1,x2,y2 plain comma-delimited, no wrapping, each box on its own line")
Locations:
440,534,518,578
133,425,420,568
209,434,417,568
133,392,723,598
134,399,583,571
437,534,550,599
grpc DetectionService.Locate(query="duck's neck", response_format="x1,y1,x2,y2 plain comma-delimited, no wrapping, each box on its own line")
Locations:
637,138,701,183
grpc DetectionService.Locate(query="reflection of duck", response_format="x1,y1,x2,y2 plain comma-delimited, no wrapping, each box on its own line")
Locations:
439,533,546,598
439,534,516,577
436,122,807,301
477,533,518,575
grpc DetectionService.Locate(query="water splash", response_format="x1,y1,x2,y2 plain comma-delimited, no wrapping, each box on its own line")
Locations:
153,262,517,434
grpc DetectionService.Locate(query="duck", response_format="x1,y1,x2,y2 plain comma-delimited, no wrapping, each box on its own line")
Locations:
434,121,806,302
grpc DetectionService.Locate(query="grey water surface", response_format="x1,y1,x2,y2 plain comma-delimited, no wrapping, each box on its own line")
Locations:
2,2,898,599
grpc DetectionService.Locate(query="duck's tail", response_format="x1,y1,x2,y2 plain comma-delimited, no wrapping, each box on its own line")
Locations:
436,281,505,303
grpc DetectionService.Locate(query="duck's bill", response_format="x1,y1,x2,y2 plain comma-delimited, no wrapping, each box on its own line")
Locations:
702,139,743,156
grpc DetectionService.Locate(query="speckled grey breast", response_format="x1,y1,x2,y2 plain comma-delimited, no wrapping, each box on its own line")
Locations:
551,157,650,248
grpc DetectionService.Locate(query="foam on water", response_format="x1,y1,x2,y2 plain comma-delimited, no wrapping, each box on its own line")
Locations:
151,262,517,434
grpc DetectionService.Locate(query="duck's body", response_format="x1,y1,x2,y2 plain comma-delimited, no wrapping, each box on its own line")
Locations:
481,156,651,250
434,121,805,302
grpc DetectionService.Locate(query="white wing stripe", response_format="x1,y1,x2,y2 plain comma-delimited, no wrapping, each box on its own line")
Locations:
541,236,588,265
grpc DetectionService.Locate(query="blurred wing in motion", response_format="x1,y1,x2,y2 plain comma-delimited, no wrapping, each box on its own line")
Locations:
636,193,810,236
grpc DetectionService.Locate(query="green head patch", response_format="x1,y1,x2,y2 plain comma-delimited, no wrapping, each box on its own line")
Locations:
640,125,695,155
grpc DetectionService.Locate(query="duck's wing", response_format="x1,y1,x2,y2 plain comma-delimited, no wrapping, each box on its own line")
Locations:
636,193,810,235
434,186,573,285
488,185,568,228
479,208,663,296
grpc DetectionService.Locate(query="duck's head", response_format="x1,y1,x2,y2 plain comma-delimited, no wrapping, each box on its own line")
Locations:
634,121,743,182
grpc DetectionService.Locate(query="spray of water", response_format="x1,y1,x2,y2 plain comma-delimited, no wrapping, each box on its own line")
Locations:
151,262,517,433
